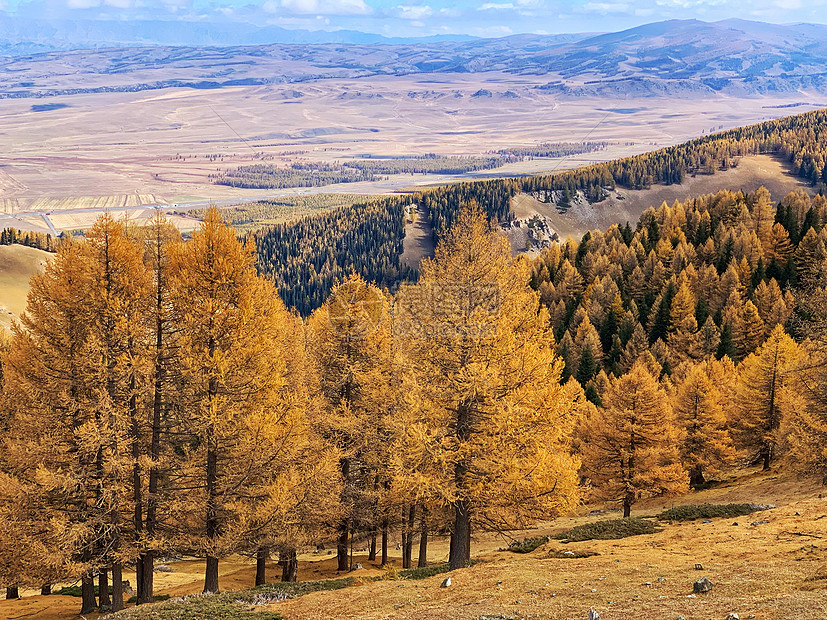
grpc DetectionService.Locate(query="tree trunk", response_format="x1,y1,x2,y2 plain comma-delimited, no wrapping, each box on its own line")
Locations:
141,264,166,605
281,549,298,582
40,584,51,596
450,499,471,570
689,467,705,487
450,400,472,570
204,556,219,594
5,586,19,600
762,446,772,471
337,458,350,572
403,505,416,569
80,572,96,615
98,568,111,610
623,494,632,518
401,505,409,569
138,553,154,604
381,519,389,566
204,351,220,595
418,517,428,568
111,563,124,612
256,547,268,586
368,531,377,561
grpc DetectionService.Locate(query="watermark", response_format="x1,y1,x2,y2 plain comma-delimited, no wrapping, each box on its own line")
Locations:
327,279,385,339
393,281,501,341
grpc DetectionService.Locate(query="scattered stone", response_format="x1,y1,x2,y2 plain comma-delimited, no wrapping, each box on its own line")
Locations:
686,594,697,598
725,614,740,620
590,588,597,592
748,503,776,511
588,608,602,620
677,616,686,620
751,520,769,526
694,576,714,593
351,563,363,571
702,519,712,523
748,615,756,619
564,551,575,556
733,522,739,526
441,577,452,588
658,577,666,582
154,564,173,573
496,581,502,586
515,600,522,604
645,582,652,587
694,563,704,570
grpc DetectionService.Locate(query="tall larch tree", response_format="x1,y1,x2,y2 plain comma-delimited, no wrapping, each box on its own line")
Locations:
735,325,801,470
167,208,306,593
581,361,687,517
134,213,182,603
306,274,391,572
396,204,581,570
4,237,107,614
673,364,735,486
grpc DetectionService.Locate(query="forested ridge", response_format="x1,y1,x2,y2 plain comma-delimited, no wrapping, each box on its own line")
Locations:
254,107,827,316
0,228,57,252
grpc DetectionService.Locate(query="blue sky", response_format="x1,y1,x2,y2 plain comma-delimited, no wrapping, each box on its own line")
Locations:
3,0,827,37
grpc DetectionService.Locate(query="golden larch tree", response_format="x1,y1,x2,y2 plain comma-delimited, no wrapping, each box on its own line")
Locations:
395,204,581,569
581,361,687,517
673,363,735,486
735,324,801,470
167,208,307,593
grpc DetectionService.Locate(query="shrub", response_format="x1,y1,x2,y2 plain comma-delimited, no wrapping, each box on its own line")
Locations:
397,564,451,579
547,549,600,559
504,536,550,554
657,503,766,521
553,518,661,542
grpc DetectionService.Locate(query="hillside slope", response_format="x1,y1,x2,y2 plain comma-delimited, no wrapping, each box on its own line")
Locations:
0,244,48,330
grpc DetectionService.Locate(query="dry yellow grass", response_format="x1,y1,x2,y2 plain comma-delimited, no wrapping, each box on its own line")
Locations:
1,467,823,620
0,244,49,331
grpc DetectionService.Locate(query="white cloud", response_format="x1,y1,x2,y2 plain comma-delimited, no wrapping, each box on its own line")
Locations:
67,0,100,8
582,2,631,13
278,0,370,15
104,0,132,8
395,4,432,20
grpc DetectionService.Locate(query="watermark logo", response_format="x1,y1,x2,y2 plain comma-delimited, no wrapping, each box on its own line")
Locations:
327,279,385,338
393,281,501,340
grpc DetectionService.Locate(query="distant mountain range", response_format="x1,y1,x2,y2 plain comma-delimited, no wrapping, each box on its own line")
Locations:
2,18,827,98
0,17,483,55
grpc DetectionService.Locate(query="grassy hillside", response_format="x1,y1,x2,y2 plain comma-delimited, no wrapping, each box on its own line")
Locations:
0,244,49,330
0,468,822,620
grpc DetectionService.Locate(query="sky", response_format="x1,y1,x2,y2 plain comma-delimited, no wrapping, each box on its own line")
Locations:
3,0,827,38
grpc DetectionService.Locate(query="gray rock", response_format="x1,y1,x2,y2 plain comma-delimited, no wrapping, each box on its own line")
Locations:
693,576,714,593
588,609,602,620
351,563,363,571
751,520,769,526
441,577,451,588
725,614,740,620
154,564,173,573
677,616,686,620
